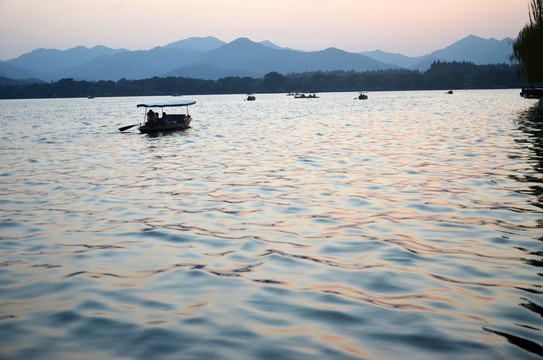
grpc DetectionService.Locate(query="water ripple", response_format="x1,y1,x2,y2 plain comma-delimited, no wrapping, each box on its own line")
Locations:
1,91,542,359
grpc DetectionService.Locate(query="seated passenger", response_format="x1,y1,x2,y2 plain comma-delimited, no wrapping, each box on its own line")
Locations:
147,110,158,125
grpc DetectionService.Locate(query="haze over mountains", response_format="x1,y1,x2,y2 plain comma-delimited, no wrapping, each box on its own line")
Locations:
0,35,514,82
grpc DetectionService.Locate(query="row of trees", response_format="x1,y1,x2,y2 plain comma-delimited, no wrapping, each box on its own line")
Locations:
0,61,523,99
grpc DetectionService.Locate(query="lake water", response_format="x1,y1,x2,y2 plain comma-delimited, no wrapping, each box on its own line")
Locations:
1,90,542,359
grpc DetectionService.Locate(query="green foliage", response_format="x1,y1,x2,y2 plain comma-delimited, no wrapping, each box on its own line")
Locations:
0,62,523,99
263,72,285,91
511,0,543,85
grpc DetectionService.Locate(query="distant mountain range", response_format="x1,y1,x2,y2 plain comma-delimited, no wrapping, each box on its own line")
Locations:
0,35,514,82
361,35,514,70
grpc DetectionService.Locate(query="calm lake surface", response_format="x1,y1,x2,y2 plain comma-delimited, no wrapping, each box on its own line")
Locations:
1,90,542,359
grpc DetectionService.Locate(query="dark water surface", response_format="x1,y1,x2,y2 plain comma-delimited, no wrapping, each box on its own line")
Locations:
1,90,542,359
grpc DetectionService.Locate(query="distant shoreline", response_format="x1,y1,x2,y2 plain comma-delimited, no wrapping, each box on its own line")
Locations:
0,62,524,100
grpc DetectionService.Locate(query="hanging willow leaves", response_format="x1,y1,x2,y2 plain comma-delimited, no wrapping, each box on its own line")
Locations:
511,0,543,85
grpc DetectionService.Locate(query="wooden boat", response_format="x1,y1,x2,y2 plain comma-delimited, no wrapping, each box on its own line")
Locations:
294,93,319,99
136,100,196,134
357,93,368,100
246,95,256,101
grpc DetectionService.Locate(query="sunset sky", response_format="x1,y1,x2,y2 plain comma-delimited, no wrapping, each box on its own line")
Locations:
0,0,529,61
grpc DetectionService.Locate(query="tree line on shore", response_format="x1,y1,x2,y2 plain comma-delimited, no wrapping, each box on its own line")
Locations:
0,61,524,99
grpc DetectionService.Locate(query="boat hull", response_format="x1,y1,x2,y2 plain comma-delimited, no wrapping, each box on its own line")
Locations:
139,115,191,133
520,87,543,99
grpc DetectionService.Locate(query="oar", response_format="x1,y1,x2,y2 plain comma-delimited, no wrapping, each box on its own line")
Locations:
118,124,138,132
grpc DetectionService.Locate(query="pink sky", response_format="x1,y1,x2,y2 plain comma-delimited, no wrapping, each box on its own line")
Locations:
0,0,529,60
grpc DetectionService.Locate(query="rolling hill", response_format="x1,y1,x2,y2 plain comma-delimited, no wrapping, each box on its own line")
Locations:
0,35,514,82
361,35,513,71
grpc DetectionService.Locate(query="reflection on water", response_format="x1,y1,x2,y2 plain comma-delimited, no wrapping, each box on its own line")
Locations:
0,91,542,359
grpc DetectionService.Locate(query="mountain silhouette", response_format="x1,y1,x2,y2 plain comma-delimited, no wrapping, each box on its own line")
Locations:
165,37,391,79
52,47,203,81
362,35,513,71
0,35,514,82
5,46,127,78
163,36,225,52
427,35,513,65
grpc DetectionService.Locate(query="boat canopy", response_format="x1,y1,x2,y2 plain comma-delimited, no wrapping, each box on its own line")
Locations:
137,100,196,108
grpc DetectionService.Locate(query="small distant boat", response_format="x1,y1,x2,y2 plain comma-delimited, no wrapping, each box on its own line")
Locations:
357,93,368,100
295,93,319,99
446,90,453,94
246,95,256,101
87,96,94,99
119,100,196,133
